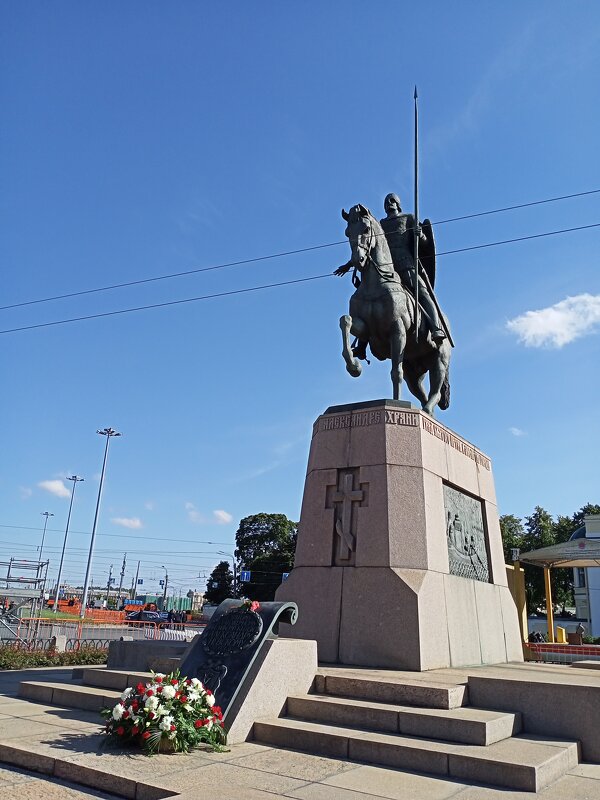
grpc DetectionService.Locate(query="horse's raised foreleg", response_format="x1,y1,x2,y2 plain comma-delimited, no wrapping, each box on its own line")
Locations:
389,322,406,400
340,314,366,378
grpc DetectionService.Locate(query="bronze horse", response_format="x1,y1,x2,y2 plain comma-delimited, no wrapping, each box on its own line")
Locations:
339,204,450,415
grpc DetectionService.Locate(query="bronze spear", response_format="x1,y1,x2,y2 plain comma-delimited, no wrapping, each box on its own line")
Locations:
413,86,420,342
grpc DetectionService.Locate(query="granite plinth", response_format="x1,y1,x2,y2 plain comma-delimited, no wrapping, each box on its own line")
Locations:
276,400,522,670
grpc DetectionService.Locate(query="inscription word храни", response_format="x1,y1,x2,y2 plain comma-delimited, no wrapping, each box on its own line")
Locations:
317,409,491,470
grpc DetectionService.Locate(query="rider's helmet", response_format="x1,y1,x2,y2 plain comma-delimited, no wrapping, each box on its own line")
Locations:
384,193,402,214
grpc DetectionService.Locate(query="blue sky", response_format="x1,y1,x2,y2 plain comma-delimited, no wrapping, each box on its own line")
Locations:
1,2,600,596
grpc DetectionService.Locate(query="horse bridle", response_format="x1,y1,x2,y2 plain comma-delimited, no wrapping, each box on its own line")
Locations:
355,213,395,282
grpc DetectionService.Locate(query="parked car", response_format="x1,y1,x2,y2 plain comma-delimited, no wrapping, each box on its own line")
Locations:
125,609,169,623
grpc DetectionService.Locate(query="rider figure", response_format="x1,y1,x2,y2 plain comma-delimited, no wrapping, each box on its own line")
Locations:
381,193,446,345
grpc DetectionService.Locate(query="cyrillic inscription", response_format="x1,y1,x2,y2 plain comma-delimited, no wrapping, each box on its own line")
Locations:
421,417,491,470
317,408,491,470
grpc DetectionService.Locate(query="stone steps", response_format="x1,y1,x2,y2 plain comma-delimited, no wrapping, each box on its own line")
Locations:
315,672,468,709
80,667,152,691
286,694,521,745
253,717,579,793
19,680,121,712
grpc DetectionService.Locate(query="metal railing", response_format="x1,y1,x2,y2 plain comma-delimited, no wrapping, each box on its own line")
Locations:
11,617,205,648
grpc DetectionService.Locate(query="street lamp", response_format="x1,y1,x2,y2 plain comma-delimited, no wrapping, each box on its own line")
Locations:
217,551,237,597
53,475,84,613
161,565,169,608
39,512,54,563
80,428,121,617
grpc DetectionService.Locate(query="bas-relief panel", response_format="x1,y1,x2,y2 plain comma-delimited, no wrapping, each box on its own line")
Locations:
443,484,490,583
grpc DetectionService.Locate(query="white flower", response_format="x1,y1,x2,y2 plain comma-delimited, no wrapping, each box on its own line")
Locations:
206,719,213,730
145,695,159,710
183,704,193,713
190,678,204,692
121,687,133,701
112,703,125,721
153,673,166,682
157,706,170,717
161,685,176,700
206,694,215,707
158,716,173,732
132,716,140,725
168,732,176,740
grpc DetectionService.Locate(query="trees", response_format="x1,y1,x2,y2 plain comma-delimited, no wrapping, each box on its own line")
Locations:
499,515,525,563
499,502,600,615
204,560,233,605
235,513,298,601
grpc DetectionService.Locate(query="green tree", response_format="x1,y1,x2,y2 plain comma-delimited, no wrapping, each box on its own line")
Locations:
499,514,525,563
572,503,600,529
235,513,298,601
204,560,233,605
521,506,555,614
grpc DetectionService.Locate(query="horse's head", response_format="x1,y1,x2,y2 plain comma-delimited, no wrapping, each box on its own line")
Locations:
342,204,375,270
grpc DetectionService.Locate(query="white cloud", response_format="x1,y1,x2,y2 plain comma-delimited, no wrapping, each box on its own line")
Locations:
185,502,205,524
508,427,526,437
111,517,143,529
19,486,32,499
38,479,70,499
185,503,233,525
506,294,600,348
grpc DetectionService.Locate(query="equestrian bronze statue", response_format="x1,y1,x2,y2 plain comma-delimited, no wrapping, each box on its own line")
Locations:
334,198,452,415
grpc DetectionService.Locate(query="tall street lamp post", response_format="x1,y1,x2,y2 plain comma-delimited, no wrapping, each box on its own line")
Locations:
39,512,54,563
80,428,121,617
161,565,169,609
53,475,84,613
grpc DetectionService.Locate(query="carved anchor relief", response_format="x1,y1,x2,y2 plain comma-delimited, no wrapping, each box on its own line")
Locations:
326,468,369,566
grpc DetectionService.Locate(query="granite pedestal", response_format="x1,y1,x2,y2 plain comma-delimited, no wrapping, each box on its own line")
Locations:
276,399,523,670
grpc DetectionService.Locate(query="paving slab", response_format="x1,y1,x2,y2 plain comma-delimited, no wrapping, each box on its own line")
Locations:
227,746,360,781
322,763,468,800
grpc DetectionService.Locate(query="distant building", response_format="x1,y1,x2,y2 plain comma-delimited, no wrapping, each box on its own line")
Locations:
187,589,204,612
572,514,600,635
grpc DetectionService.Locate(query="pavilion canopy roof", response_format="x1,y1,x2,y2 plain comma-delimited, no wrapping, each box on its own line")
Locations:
519,538,600,568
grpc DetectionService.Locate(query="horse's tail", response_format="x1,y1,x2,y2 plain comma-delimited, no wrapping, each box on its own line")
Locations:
439,368,451,410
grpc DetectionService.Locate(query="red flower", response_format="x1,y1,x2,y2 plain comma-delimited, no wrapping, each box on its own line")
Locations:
250,601,260,612
136,683,145,693
170,724,176,731
132,726,139,735
155,676,163,683
145,689,154,697
205,689,213,696
148,712,155,720
157,686,163,693
194,719,202,728
131,700,138,709
179,695,188,703
170,679,178,685
186,679,191,685
116,726,125,736
213,705,222,715
142,731,151,740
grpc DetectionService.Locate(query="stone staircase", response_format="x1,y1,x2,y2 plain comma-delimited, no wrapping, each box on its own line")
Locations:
252,670,581,793
16,666,582,794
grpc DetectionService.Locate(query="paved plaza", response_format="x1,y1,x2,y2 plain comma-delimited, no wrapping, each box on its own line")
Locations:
1,667,600,799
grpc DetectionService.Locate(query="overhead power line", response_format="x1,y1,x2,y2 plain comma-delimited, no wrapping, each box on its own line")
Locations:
1,188,599,313
1,220,599,336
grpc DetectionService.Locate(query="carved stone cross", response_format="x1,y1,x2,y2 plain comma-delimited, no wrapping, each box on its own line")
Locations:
326,470,368,565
